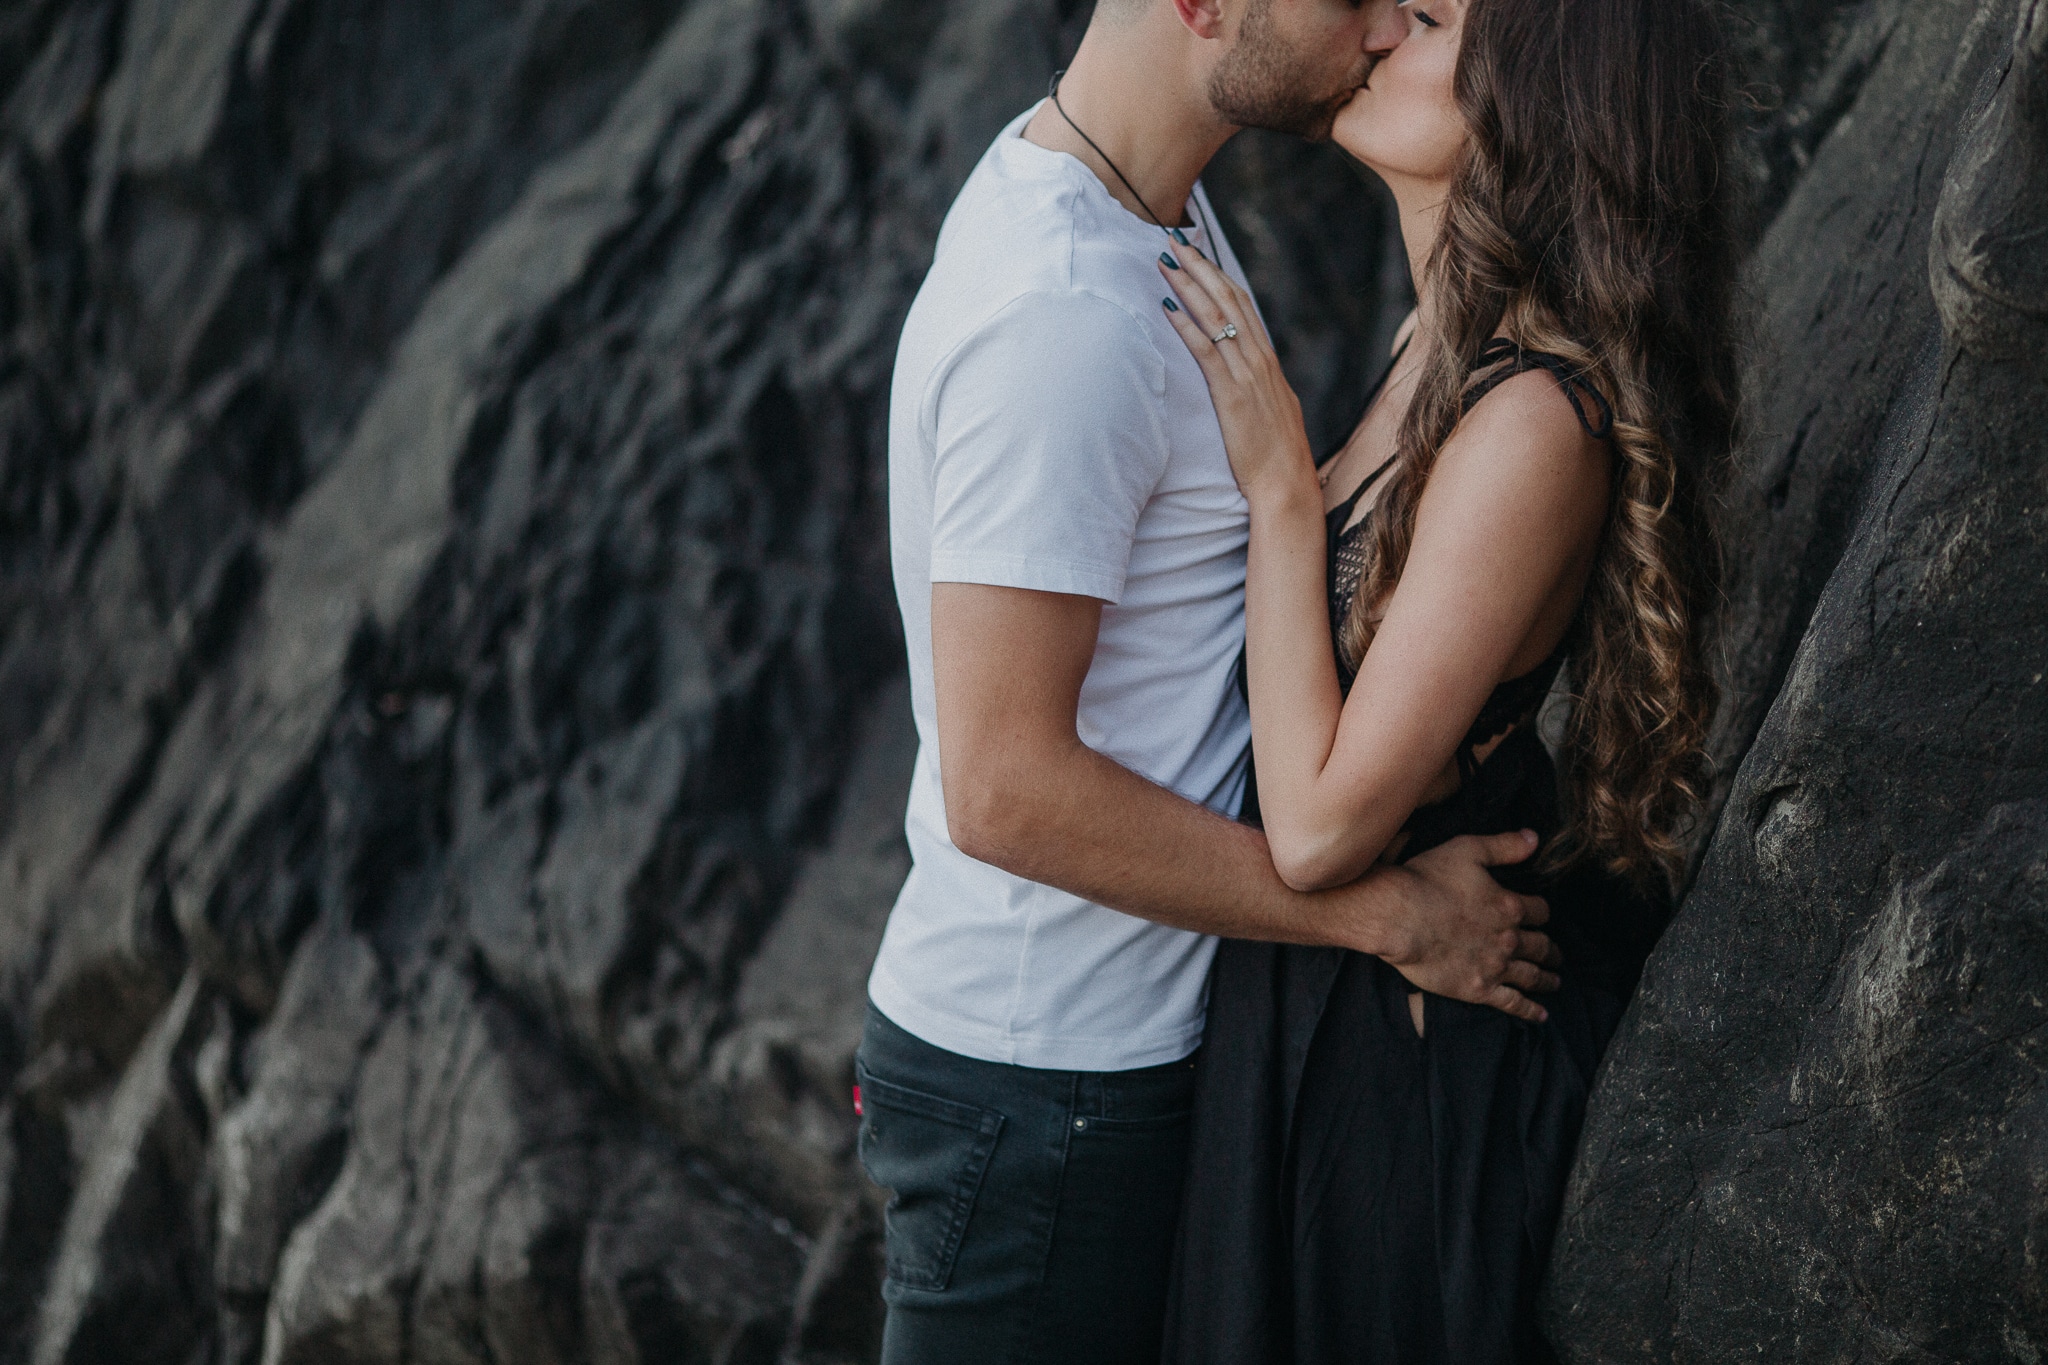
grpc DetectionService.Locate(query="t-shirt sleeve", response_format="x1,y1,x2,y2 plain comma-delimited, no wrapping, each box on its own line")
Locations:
925,290,1169,604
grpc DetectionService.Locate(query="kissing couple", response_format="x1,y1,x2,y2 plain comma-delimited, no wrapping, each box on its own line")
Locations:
859,0,1739,1360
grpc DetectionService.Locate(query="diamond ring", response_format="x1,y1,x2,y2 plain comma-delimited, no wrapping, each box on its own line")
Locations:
1211,323,1239,344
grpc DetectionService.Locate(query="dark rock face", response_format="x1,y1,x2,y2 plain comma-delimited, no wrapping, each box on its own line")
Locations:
7,0,2041,1357
1547,0,2048,1358
0,2,1401,1361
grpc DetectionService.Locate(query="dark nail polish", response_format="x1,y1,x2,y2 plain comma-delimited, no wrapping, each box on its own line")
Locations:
1171,228,1190,245
1162,297,1180,313
1160,252,1180,270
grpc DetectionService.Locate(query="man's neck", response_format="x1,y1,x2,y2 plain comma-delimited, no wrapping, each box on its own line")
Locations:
1021,15,1237,230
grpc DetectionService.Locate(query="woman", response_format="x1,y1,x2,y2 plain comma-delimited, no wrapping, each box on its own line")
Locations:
1155,0,1739,1359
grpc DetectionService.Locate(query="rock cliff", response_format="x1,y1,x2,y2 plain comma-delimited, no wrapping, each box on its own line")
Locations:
1,0,2042,1361
0,2,1398,1361
1546,0,2048,1358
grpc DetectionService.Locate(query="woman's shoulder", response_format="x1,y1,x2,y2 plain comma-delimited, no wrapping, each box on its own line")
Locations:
1459,365,1608,464
1429,365,1611,530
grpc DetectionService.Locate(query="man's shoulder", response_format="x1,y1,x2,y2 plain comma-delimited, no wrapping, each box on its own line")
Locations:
975,285,1158,348
905,200,1163,389
899,129,1167,406
935,130,1082,261
908,286,1165,425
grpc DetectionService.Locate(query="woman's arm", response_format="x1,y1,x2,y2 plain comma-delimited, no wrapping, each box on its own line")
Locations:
1270,377,1607,886
1161,250,1607,890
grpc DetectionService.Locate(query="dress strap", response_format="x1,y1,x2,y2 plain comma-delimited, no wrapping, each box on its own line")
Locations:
1327,452,1399,538
1466,339,1615,440
1318,336,1413,469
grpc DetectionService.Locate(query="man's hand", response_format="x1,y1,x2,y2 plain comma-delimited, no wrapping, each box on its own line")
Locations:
1359,829,1563,1023
932,582,1563,1026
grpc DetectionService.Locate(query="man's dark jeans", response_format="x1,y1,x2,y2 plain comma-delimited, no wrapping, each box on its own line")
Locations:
855,1004,1197,1365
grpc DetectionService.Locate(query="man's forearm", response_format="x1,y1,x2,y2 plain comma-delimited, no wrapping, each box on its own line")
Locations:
930,582,1553,1019
957,737,1404,954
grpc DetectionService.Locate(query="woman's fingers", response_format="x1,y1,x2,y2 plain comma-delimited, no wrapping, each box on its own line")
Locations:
1237,283,1277,351
1159,293,1230,379
1174,246,1272,350
1159,254,1253,376
1179,249,1262,336
1159,295,1241,393
1172,237,1234,296
1163,249,1241,335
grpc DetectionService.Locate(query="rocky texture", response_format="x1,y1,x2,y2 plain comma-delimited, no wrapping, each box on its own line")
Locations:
0,2,1402,1361
1547,0,2048,1358
7,0,2043,1358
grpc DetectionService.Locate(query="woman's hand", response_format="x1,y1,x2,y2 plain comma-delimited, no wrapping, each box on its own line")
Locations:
1158,245,1318,505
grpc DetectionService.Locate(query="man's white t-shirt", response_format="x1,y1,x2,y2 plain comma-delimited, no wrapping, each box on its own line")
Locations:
867,104,1256,1072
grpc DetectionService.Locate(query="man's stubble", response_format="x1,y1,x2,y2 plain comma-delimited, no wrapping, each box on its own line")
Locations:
1206,0,1373,140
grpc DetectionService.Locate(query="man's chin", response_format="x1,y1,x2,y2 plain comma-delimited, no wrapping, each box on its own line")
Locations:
1208,56,1371,141
1323,87,1371,142
1290,92,1362,144
1227,91,1353,142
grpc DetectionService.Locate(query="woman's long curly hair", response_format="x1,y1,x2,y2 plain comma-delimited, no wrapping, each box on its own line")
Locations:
1341,0,1741,890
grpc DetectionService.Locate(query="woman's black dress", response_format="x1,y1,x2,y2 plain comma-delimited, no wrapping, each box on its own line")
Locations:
1161,344,1667,1365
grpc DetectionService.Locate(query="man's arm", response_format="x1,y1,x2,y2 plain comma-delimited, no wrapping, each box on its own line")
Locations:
933,582,1563,1022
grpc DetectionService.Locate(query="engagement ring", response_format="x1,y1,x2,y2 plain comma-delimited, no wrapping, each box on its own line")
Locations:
1212,324,1239,344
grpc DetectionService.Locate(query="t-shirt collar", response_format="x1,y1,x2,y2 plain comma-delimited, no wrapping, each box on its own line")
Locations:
1002,99,1210,245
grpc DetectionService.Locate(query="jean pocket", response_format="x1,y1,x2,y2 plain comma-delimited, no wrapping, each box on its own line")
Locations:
1074,1109,1192,1136
854,1062,1005,1292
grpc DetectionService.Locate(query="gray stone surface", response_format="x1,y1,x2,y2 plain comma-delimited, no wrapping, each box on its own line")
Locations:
5,0,2039,1358
0,2,1403,1360
29,971,210,1365
1546,0,2048,1358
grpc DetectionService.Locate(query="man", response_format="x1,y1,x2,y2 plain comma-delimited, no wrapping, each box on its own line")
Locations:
858,0,1560,1360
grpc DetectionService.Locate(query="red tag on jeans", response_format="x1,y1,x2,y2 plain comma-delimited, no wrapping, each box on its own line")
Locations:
852,1084,863,1116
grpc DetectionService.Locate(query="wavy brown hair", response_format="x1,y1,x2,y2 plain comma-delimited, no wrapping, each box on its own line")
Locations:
1341,0,1741,889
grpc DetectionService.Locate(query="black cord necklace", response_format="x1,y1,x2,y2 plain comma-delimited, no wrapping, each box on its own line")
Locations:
1047,70,1216,245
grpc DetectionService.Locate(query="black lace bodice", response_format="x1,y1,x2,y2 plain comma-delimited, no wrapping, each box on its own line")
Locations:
1318,337,1612,813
